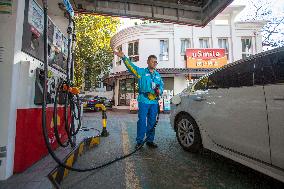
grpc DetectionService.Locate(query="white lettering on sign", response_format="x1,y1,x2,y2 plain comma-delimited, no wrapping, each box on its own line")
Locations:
195,61,219,67
192,50,221,58
196,61,203,66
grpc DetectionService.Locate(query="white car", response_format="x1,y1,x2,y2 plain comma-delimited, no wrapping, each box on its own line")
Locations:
170,47,284,183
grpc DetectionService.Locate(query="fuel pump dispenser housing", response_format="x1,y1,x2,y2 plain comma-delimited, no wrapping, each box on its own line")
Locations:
0,0,73,180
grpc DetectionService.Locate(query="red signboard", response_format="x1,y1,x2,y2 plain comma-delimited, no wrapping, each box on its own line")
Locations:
14,107,70,173
186,48,228,68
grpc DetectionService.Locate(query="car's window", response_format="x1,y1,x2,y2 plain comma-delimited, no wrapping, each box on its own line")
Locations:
253,53,277,86
237,62,253,87
206,70,220,89
225,62,253,88
277,52,284,83
193,76,208,91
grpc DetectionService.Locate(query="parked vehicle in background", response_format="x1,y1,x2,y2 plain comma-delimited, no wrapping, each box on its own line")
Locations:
82,95,100,111
97,97,113,109
170,47,284,183
81,95,113,111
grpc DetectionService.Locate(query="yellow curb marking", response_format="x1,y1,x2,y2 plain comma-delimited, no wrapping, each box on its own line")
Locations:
90,137,100,147
63,154,74,178
52,171,57,179
78,143,84,155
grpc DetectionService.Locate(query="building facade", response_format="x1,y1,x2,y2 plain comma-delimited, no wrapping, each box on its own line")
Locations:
108,5,266,109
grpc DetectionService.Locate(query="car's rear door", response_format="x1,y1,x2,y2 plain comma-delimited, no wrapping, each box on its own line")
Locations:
262,49,284,169
204,61,270,163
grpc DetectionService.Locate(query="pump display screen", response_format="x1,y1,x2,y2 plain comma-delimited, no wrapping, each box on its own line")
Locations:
22,0,68,74
28,0,44,35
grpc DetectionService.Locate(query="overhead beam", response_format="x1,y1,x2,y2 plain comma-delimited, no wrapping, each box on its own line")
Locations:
72,0,233,26
202,0,234,25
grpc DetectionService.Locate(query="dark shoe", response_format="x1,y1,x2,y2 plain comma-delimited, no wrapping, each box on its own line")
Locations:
146,142,158,148
135,143,143,149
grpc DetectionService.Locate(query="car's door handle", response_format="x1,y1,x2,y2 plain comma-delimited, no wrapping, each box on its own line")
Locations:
274,97,284,101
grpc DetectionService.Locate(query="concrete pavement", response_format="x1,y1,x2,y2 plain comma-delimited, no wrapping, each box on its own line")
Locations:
0,111,283,189
62,111,283,189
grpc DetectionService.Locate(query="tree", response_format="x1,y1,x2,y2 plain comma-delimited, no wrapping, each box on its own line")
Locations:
73,14,120,89
239,0,284,49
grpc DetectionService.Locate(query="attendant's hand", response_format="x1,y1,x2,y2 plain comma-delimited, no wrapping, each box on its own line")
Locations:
154,88,160,96
113,50,125,58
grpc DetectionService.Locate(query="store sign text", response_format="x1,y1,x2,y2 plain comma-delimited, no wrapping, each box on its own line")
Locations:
186,49,227,68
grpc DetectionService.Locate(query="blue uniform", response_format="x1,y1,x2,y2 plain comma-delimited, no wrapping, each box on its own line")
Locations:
122,56,164,144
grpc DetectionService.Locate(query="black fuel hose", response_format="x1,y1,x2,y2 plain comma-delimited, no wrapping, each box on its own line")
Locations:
53,80,70,147
62,10,75,146
62,86,76,147
41,0,160,172
52,81,82,146
69,95,82,136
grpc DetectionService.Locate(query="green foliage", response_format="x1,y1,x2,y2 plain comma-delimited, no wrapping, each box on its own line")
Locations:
73,14,119,88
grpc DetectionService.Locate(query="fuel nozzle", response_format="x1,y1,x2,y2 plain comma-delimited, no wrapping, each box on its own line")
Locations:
154,84,160,97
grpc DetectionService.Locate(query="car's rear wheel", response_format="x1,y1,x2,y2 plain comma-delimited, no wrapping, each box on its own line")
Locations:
175,114,202,153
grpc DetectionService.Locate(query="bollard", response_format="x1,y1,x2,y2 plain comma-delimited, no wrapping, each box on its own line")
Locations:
95,103,109,137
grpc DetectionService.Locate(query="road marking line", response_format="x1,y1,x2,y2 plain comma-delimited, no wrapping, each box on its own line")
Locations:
121,121,141,189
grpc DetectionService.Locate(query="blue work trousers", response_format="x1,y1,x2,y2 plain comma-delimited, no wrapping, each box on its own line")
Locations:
136,102,159,144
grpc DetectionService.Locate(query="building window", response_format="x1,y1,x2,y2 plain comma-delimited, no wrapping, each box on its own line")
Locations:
95,80,101,88
160,39,169,61
119,79,126,105
104,83,113,91
199,38,210,48
218,38,229,60
84,80,91,91
181,39,191,55
118,78,138,106
116,45,122,66
128,41,139,62
241,37,252,59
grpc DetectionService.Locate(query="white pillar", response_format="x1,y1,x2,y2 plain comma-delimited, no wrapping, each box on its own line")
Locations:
173,75,188,95
0,0,25,180
114,79,119,107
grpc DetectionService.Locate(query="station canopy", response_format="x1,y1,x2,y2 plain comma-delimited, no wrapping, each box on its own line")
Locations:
71,0,234,26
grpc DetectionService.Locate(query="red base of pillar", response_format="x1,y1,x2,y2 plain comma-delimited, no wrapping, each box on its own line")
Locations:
14,107,70,173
